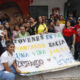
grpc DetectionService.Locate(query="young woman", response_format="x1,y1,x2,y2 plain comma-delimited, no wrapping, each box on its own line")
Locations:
74,17,80,60
12,25,20,40
24,22,33,35
59,15,65,24
0,41,21,80
30,17,37,35
62,20,76,49
0,24,9,53
0,24,6,54
48,20,55,33
35,16,48,34
54,19,64,33
4,22,12,41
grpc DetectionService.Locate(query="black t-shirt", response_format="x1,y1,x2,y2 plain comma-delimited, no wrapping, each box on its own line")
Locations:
30,24,37,35
48,27,55,33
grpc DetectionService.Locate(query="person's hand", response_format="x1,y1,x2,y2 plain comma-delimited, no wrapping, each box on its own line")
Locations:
16,68,22,74
44,31,48,34
40,32,44,35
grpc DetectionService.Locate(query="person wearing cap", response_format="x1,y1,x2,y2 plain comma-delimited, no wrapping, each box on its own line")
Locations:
74,17,80,60
0,41,21,80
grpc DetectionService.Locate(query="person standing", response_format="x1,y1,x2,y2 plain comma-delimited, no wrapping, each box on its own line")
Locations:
62,21,76,49
12,25,20,40
55,20,64,33
48,20,55,33
35,16,48,34
74,17,80,60
30,17,37,35
4,22,12,41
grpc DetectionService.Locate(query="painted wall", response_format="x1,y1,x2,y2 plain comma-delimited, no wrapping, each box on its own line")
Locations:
31,0,67,17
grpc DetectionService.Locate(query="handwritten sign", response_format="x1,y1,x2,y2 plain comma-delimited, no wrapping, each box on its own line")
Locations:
14,33,80,75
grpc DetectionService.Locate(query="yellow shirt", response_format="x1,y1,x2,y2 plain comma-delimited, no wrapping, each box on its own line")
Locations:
60,20,65,24
35,23,48,34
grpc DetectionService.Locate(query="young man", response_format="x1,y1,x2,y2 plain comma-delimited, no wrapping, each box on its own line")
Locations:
17,26,30,38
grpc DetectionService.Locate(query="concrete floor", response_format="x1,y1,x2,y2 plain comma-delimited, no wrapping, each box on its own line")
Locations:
16,66,80,80
15,48,79,80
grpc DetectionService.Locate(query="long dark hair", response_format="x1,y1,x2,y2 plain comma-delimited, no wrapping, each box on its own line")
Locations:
36,16,44,33
65,20,71,28
0,41,14,56
0,39,5,56
4,22,12,39
48,20,55,33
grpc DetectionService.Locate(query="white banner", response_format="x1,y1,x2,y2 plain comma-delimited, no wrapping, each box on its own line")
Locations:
14,33,80,75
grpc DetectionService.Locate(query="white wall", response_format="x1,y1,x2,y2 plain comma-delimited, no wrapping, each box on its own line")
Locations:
31,0,67,17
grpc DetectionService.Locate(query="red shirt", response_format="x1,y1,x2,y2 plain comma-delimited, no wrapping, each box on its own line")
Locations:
74,24,80,42
63,27,76,37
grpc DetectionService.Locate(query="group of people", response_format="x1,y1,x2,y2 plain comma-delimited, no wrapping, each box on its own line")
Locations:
0,10,80,80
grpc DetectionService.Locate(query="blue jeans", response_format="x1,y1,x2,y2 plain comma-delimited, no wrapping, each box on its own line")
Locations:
0,66,16,80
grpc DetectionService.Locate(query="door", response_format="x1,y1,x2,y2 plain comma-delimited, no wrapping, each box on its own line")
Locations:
29,6,48,18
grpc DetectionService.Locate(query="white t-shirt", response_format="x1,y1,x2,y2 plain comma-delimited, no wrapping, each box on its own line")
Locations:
55,24,65,33
0,51,16,71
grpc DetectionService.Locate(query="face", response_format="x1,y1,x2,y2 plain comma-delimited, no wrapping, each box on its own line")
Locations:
78,20,80,24
67,21,71,27
8,44,15,54
19,18,23,24
24,19,27,23
20,27,25,34
42,16,46,21
5,22,9,29
26,22,31,27
50,22,54,26
50,15,54,19
26,22,31,30
30,17,34,23
10,25,14,31
38,16,43,23
15,26,19,31
56,20,60,26
69,16,73,20
68,13,73,17
60,16,63,20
